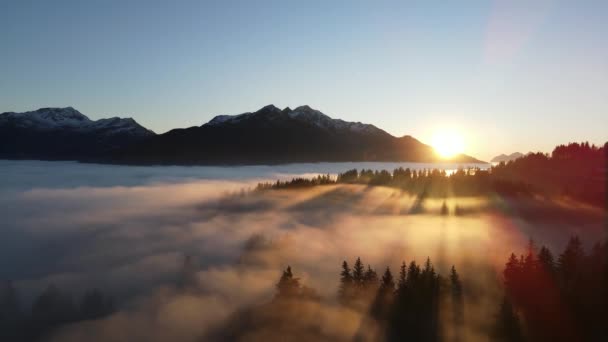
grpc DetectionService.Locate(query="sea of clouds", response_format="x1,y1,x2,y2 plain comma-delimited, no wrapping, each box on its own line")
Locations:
0,160,603,341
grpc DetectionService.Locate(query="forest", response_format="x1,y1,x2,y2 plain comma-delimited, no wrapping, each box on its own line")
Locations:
211,237,608,341
3,236,607,341
257,142,607,207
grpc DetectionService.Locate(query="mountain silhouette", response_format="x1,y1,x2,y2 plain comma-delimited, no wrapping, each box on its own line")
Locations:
1,105,484,164
0,107,154,160
491,152,525,163
109,105,484,165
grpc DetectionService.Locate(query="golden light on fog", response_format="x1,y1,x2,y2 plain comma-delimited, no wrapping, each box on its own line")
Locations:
431,130,466,158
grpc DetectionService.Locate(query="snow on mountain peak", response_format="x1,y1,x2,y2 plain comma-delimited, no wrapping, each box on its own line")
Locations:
0,107,92,129
0,107,154,136
205,104,385,135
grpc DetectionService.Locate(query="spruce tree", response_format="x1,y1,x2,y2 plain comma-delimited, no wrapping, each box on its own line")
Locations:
450,265,464,333
538,246,555,275
397,261,407,290
276,266,300,298
370,267,396,323
353,257,365,287
493,296,525,342
364,265,379,288
338,261,353,305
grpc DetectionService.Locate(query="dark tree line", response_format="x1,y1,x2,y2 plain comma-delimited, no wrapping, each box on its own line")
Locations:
273,257,464,342
256,174,334,190
255,142,606,207
0,282,115,341
257,166,530,198
495,237,608,341
492,142,606,207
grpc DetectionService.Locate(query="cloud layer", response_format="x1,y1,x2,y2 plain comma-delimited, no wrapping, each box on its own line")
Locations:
1,162,604,341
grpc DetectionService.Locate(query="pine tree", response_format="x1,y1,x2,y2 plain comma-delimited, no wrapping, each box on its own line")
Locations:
397,261,407,290
407,261,421,285
493,296,525,342
503,253,521,293
364,265,379,288
353,257,365,287
558,236,585,291
538,246,555,275
370,267,396,323
276,266,300,298
338,261,353,305
380,267,395,291
450,265,462,297
423,257,436,279
450,265,464,333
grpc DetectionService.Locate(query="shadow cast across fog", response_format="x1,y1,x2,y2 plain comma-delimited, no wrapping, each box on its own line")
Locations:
0,177,605,342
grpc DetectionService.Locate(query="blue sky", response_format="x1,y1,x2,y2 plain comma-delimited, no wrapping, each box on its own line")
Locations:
1,0,607,160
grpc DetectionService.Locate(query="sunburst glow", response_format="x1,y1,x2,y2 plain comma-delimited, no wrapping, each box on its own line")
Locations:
431,130,465,158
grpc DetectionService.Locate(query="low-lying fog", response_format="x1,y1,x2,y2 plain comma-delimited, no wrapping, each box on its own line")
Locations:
0,160,604,341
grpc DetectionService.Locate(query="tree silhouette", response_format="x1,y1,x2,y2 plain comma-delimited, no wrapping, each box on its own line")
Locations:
369,267,395,334
363,265,379,288
352,257,365,288
338,260,354,305
450,265,464,339
493,296,525,342
275,266,300,299
558,236,585,291
537,246,556,275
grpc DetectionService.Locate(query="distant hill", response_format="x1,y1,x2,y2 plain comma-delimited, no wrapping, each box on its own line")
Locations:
491,152,524,163
109,105,484,165
0,105,485,165
0,107,154,160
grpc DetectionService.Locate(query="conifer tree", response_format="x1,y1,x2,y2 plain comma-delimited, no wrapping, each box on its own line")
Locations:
558,236,584,277
450,265,464,335
407,261,421,285
338,261,353,305
493,296,525,342
503,253,521,294
353,257,365,287
538,246,555,275
370,267,396,323
276,266,300,298
363,265,379,288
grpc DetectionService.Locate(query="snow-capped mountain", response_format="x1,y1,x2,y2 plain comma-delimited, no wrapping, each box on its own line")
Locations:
0,107,154,136
111,104,483,165
206,105,383,135
0,107,155,160
0,104,484,164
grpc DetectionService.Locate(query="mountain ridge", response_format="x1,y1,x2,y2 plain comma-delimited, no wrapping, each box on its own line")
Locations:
491,152,525,163
0,105,486,164
110,104,484,165
0,107,154,160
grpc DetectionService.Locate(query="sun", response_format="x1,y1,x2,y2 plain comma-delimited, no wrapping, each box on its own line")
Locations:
431,130,465,159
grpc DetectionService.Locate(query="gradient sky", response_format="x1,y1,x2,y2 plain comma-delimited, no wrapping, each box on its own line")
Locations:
1,0,607,160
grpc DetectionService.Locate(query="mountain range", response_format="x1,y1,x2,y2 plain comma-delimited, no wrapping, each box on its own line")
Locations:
0,107,154,160
490,152,525,163
0,105,484,164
